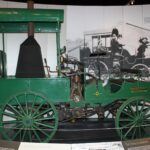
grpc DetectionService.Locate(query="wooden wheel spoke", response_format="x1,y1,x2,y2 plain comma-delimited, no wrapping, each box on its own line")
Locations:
127,104,134,115
132,128,136,139
122,110,134,119
3,111,18,119
34,108,53,119
143,107,150,115
21,129,27,141
12,128,22,140
144,114,150,119
7,104,22,117
14,96,26,115
32,128,42,142
140,127,146,136
35,117,55,122
138,127,142,137
120,118,133,122
30,95,38,114
28,130,32,142
32,101,45,117
3,123,22,140
136,101,139,114
121,121,135,128
143,119,150,125
14,123,23,129
124,125,135,138
35,121,54,129
139,101,146,115
24,93,29,115
33,125,50,137
3,120,21,125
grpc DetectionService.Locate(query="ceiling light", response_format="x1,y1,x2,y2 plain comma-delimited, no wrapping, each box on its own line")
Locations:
127,0,135,5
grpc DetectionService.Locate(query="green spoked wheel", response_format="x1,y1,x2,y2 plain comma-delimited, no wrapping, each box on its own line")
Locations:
115,97,150,140
0,92,58,143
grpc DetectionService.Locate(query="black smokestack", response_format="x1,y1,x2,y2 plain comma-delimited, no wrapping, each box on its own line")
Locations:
16,0,45,78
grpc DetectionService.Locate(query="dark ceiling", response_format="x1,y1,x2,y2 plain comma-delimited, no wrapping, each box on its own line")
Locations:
3,0,150,6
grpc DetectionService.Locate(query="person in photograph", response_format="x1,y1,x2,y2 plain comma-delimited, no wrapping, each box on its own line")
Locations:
80,42,91,64
110,28,125,72
96,36,106,53
110,28,124,56
137,37,149,58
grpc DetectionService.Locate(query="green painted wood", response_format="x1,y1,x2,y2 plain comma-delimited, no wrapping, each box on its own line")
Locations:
0,22,60,33
0,8,64,22
0,77,70,107
85,80,150,106
0,8,64,33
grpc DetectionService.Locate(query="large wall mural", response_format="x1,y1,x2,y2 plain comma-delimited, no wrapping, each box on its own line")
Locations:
66,5,150,82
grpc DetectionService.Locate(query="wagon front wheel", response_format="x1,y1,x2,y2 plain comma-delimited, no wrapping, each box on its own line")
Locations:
0,92,58,143
115,97,150,140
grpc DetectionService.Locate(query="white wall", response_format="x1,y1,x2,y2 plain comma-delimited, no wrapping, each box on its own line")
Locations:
66,5,150,58
0,1,66,75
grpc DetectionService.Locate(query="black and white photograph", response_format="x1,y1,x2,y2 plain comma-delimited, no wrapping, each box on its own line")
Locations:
66,5,150,81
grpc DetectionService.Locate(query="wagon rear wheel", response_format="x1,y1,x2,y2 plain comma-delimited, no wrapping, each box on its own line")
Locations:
115,97,150,140
0,92,58,143
131,64,150,80
88,61,109,86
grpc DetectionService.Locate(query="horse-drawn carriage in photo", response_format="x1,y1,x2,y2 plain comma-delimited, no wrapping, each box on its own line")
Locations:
0,3,149,143
80,30,150,82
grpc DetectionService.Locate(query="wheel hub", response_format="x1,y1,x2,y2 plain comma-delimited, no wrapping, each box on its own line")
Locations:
135,116,143,125
22,116,34,128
